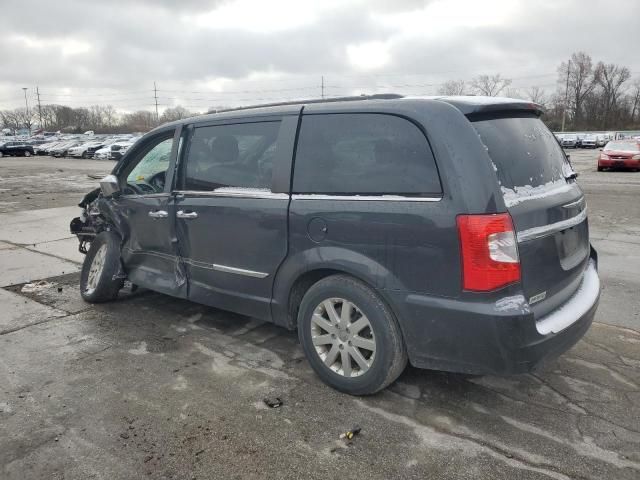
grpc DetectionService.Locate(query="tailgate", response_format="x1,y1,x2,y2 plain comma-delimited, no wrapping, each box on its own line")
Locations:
472,114,590,313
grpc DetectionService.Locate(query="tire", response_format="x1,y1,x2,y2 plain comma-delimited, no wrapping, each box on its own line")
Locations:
0,151,3,158
81,151,87,159
80,231,124,303
298,274,407,395
24,150,31,157
597,166,603,172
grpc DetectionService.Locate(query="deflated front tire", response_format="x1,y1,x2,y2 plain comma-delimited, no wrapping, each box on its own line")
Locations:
80,231,124,303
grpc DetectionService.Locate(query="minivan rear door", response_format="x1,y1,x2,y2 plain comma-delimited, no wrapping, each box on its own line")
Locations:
472,114,590,314
173,115,298,321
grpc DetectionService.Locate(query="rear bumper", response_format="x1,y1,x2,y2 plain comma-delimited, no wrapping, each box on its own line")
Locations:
387,256,600,375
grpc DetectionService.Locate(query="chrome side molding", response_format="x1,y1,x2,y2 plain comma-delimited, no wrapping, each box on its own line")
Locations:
517,208,588,243
291,194,442,202
183,258,269,278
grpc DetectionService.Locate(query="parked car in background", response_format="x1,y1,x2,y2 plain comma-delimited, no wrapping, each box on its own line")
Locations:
68,141,105,158
71,95,599,394
576,133,586,148
0,141,35,157
561,134,578,148
51,141,82,158
108,140,136,161
582,134,597,148
93,145,112,160
598,141,640,171
595,134,607,147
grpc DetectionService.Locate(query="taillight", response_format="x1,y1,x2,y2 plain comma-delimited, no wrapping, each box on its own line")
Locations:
457,213,521,291
632,154,640,160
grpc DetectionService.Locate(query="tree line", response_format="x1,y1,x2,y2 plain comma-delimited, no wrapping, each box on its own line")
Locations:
0,104,195,134
2,51,639,134
438,51,640,131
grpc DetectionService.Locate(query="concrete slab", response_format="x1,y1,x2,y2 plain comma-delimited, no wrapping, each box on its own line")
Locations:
0,248,80,287
27,237,84,265
0,206,80,245
0,288,67,335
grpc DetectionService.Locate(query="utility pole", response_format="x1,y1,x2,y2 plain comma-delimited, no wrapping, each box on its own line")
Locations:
321,75,324,99
561,59,571,132
36,86,43,129
21,87,29,131
153,81,159,124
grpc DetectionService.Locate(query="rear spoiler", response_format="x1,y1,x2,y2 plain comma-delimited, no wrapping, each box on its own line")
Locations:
437,97,545,118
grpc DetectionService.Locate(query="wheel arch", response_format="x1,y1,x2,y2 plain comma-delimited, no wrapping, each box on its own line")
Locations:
271,247,403,331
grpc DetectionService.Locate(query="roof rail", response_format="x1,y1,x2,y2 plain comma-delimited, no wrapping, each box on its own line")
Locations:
208,93,404,114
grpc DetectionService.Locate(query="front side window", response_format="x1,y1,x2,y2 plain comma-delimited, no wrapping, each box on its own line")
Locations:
125,136,173,195
292,113,441,195
181,121,280,191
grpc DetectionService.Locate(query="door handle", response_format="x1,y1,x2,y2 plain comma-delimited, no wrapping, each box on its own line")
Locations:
177,210,198,219
148,210,168,219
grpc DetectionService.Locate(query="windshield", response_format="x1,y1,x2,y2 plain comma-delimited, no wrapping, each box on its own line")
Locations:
472,115,571,192
604,142,639,152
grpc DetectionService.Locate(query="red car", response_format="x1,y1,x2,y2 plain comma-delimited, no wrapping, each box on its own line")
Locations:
597,141,640,171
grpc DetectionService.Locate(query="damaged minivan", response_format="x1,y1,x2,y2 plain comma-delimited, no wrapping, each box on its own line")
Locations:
71,95,600,395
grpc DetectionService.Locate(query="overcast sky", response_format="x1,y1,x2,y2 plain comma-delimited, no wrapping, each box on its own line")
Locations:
1,0,639,113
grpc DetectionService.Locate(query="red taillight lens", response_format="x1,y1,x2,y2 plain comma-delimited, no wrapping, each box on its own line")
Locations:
457,213,521,291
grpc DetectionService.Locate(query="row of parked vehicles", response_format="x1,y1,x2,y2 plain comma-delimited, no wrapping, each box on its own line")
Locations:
555,132,611,149
0,134,140,160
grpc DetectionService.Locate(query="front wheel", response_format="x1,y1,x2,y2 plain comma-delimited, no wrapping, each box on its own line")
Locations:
24,150,31,157
298,275,407,395
80,231,124,302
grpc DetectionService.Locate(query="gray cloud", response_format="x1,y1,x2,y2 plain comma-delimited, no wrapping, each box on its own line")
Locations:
1,0,638,112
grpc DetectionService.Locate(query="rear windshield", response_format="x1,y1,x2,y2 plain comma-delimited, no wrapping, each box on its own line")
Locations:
472,115,571,192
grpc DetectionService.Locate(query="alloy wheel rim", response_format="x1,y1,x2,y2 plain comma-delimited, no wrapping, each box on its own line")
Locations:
310,298,376,377
85,244,107,294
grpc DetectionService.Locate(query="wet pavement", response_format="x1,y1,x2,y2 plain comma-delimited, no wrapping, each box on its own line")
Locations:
0,153,639,479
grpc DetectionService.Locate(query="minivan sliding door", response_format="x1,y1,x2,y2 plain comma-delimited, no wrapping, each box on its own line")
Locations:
173,116,296,320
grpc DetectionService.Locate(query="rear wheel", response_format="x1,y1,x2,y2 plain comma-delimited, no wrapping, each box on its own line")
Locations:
597,166,603,172
298,275,407,395
24,150,31,157
80,231,124,303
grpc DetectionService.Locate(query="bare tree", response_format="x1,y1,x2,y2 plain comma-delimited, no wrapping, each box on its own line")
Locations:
630,79,640,123
160,105,193,123
595,62,631,127
558,52,598,126
470,74,512,96
437,80,466,96
526,86,547,106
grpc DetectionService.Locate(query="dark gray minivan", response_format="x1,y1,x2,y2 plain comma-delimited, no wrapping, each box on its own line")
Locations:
71,95,600,395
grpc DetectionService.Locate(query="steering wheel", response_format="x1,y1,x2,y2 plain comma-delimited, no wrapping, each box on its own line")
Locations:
147,171,166,191
125,171,166,194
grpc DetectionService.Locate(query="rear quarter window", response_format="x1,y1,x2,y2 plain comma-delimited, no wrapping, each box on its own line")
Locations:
292,113,441,196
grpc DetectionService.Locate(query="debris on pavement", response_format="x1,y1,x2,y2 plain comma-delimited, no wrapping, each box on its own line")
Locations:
21,280,56,293
339,426,361,441
263,397,283,408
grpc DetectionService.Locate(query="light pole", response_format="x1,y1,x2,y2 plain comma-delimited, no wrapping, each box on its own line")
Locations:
22,87,30,131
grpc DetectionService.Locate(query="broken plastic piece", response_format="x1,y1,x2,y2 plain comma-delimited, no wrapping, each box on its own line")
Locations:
263,397,283,408
339,426,361,440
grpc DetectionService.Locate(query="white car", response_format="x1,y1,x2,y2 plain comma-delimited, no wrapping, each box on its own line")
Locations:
68,141,104,158
93,145,112,160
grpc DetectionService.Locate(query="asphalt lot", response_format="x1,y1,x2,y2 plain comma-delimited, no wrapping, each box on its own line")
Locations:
1,151,639,480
